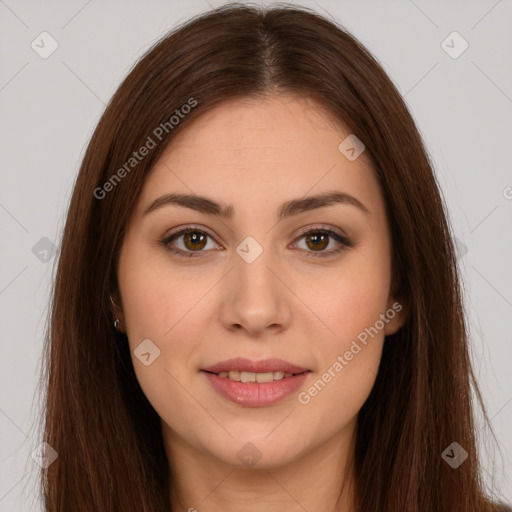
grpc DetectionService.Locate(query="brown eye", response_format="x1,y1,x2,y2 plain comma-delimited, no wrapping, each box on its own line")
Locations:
161,227,218,258
304,232,329,251
161,225,352,260
293,227,353,258
182,231,207,251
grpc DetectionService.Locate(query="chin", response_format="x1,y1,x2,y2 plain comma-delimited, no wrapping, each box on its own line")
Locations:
212,436,306,470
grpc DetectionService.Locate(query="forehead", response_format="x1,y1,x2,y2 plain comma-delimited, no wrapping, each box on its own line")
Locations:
134,94,381,221
164,94,355,157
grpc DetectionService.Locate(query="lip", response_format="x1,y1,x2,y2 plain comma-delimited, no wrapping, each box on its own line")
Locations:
201,357,311,407
202,371,310,407
201,357,309,374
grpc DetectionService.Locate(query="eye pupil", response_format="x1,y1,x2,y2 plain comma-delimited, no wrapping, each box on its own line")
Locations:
306,233,328,251
184,232,207,250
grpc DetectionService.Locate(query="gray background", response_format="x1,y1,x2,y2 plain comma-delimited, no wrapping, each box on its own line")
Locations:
1,0,511,509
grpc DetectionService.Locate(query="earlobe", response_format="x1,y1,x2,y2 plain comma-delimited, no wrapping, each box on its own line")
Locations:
109,292,125,333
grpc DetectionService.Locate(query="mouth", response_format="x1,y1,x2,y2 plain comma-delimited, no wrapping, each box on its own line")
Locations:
202,369,308,383
200,357,311,407
200,357,310,378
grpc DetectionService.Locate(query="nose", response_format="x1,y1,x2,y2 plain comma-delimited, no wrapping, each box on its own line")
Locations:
219,244,293,337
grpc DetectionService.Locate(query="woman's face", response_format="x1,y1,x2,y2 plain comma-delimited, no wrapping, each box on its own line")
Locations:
116,94,405,470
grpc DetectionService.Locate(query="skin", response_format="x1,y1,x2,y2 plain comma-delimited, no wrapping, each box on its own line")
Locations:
113,94,406,512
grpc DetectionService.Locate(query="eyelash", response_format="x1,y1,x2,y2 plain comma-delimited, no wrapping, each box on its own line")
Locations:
160,224,353,259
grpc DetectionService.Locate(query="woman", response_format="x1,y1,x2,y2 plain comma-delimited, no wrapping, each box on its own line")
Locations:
38,3,510,511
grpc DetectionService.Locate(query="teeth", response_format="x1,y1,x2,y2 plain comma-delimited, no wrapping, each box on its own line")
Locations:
216,371,296,382
255,372,273,383
241,371,256,382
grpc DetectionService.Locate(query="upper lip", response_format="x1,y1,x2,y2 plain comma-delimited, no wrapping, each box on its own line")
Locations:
201,357,310,375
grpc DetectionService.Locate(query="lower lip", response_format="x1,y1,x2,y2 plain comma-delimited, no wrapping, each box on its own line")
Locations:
202,371,309,407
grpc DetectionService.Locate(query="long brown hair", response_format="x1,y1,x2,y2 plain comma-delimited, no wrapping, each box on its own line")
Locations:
36,3,506,511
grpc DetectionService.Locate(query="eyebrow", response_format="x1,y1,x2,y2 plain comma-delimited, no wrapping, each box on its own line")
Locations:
143,190,370,220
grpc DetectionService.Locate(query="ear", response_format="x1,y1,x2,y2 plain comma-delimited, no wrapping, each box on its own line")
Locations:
384,262,407,335
109,289,125,332
384,295,407,336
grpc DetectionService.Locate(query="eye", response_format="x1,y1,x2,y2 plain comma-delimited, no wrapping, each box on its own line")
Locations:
160,225,220,258
160,224,353,259
292,225,353,258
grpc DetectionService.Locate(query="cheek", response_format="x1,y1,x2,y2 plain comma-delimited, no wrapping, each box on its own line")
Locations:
294,246,390,411
118,241,203,342
297,341,383,433
303,252,392,351
117,248,208,425
117,240,220,376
